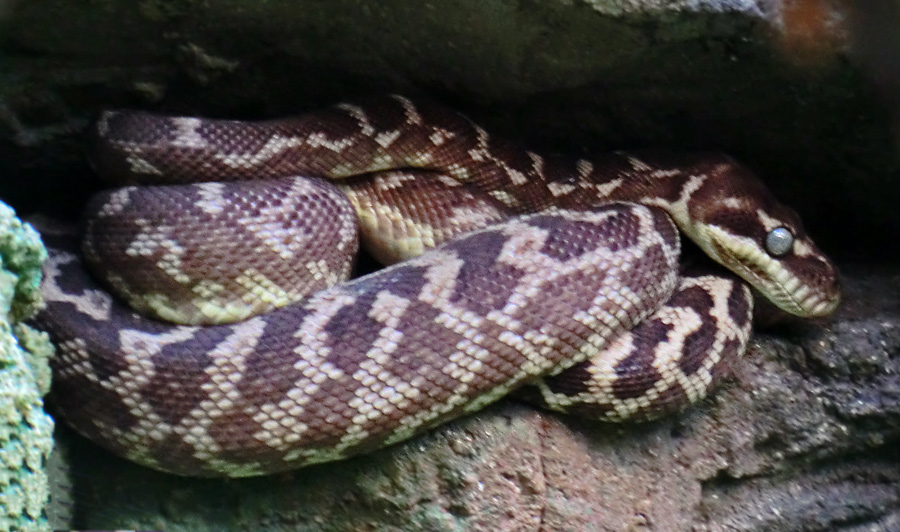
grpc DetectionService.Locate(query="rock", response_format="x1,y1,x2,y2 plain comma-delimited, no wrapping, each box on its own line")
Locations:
0,0,898,255
1,0,897,530
0,201,54,532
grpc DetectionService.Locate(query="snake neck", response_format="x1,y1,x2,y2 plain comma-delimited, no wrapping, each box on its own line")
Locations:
558,151,735,239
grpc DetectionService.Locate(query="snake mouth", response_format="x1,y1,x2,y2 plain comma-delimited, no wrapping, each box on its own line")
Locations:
761,266,841,317
705,228,841,318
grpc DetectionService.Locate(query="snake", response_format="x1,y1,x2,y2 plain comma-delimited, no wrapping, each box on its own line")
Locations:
32,95,842,478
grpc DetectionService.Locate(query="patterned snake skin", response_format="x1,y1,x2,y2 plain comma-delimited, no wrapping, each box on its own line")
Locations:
33,95,841,477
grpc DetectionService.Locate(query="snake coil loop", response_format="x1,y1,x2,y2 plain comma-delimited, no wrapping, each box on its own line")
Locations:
34,96,840,477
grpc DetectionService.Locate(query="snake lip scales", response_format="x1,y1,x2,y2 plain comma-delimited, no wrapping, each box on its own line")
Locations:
34,95,841,477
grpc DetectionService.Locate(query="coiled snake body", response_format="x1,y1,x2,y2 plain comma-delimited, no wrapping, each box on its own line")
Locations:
34,95,841,477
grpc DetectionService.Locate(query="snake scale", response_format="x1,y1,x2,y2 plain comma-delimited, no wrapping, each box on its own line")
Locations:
33,95,841,477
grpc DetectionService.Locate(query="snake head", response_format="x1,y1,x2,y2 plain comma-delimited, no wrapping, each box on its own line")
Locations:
661,155,842,318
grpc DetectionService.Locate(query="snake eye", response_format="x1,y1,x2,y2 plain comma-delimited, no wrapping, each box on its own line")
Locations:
765,227,794,257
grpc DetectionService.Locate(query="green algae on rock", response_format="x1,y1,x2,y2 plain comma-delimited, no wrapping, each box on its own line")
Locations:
0,201,54,532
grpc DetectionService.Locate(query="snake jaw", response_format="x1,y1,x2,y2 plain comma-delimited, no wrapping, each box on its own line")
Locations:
700,226,841,318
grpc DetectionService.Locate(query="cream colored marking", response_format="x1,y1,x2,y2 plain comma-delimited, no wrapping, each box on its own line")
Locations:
417,265,465,311
590,177,624,198
755,207,788,233
347,355,409,424
348,315,410,429
447,204,506,234
199,317,266,407
329,162,364,177
302,132,354,153
477,138,533,187
576,158,594,179
368,153,396,172
118,326,200,364
466,125,491,164
487,190,519,208
305,259,345,287
385,387,470,447
535,329,638,415
528,151,545,178
653,305,702,358
138,292,204,324
429,128,456,146
694,276,751,340
98,187,136,217
467,146,487,163
192,279,226,300
106,406,179,460
368,290,411,330
175,423,223,462
195,182,226,214
443,340,491,383
170,117,210,149
336,423,371,452
792,239,815,258
373,172,416,191
506,168,528,186
392,94,423,125
468,319,615,417
42,252,114,321
401,150,433,167
650,168,683,179
494,223,550,269
356,199,440,261
547,181,576,197
234,269,292,306
641,173,707,226
447,163,470,181
126,220,190,284
627,155,653,172
54,338,95,380
645,279,747,404
335,103,376,136
517,329,559,374
336,210,358,252
722,197,749,209
436,174,462,187
284,291,356,405
374,129,402,149
210,134,321,170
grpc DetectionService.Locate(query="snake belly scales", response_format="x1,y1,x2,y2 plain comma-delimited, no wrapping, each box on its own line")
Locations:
32,95,842,477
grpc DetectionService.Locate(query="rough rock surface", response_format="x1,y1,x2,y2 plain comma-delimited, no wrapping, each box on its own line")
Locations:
0,201,54,532
0,0,897,530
